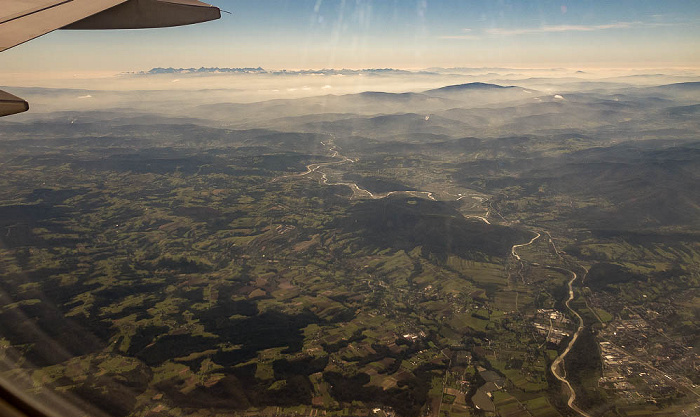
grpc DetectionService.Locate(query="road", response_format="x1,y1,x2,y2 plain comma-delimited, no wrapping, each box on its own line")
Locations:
601,339,700,400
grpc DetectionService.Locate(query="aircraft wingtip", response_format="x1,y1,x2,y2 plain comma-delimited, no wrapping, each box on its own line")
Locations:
0,90,29,117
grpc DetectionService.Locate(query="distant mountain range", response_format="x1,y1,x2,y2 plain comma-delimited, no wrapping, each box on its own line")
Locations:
655,81,700,90
144,67,266,74
422,82,536,103
139,67,424,76
425,82,515,92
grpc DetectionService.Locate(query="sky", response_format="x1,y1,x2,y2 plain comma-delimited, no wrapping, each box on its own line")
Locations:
1,0,699,74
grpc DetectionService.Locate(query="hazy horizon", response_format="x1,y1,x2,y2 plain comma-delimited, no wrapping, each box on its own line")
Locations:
1,4,699,416
1,0,699,74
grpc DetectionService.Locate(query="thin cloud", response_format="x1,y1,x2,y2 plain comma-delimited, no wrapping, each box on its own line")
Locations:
485,21,647,36
438,27,477,40
438,35,480,40
437,21,664,41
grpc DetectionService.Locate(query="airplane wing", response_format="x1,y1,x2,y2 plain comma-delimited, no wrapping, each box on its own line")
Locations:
0,89,29,117
0,0,221,117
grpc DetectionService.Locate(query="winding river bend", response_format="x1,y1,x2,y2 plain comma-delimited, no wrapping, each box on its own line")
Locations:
284,141,590,416
280,141,441,201
510,237,591,417
548,268,592,417
511,233,541,261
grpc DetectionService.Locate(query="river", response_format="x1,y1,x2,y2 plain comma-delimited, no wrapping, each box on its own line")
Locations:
510,234,591,417
548,268,592,417
283,140,590,416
